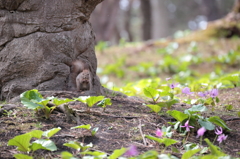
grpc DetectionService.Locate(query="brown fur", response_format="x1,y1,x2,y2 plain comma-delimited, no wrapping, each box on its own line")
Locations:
71,59,93,91
76,69,92,91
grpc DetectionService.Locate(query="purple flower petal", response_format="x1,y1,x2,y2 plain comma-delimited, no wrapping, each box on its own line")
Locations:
215,127,223,135
217,134,228,143
196,127,206,138
156,128,163,137
124,145,139,157
210,89,218,98
182,87,193,95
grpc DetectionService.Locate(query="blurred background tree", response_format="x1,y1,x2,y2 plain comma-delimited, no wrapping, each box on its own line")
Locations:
90,0,236,45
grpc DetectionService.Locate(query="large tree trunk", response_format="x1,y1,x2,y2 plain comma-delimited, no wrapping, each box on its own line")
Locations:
0,0,104,100
90,0,120,43
140,0,152,40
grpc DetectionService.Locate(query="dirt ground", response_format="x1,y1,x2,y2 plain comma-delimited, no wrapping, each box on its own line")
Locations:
0,87,240,159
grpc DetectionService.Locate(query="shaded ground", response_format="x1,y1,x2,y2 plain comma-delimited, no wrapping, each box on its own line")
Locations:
0,87,240,158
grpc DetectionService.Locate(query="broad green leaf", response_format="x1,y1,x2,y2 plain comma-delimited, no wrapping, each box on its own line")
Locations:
109,147,126,159
81,151,107,158
32,139,57,151
185,104,207,113
8,133,31,152
146,104,161,113
204,138,226,156
165,99,179,109
143,87,159,100
20,89,44,109
161,138,178,147
208,116,231,131
145,135,162,143
14,154,33,159
61,151,78,159
63,141,81,151
42,127,61,138
91,127,99,136
74,96,90,104
181,149,200,159
167,110,189,122
71,124,91,130
52,98,74,106
27,130,43,139
198,119,215,130
97,98,112,107
139,150,158,159
86,96,105,107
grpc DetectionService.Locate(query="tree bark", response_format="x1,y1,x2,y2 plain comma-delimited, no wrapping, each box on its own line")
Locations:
90,0,120,42
0,0,104,100
140,0,152,40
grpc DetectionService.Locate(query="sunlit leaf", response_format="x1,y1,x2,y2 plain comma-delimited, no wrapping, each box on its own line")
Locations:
181,149,200,159
42,127,61,138
63,141,81,151
14,154,33,159
31,139,57,151
71,124,91,130
109,147,126,159
167,110,189,122
146,104,162,113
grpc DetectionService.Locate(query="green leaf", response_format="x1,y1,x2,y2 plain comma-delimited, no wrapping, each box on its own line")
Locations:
74,96,90,104
52,98,74,106
81,151,107,158
167,110,189,122
97,98,112,107
91,127,99,136
146,104,162,113
143,87,159,102
165,99,179,109
161,138,178,147
198,119,215,130
14,154,33,159
139,150,158,159
8,133,31,152
20,89,44,109
31,139,57,151
185,104,207,113
71,124,91,130
63,141,81,151
208,116,231,131
109,147,126,159
61,151,77,159
204,138,226,156
145,135,162,143
42,127,61,138
27,130,43,139
86,96,105,107
181,149,200,159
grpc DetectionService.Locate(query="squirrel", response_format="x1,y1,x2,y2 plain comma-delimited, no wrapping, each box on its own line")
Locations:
71,59,93,92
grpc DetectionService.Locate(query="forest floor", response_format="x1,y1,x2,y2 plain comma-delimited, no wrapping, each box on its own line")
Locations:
0,87,240,158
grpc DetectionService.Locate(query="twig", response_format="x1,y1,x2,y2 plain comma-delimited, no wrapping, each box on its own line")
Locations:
138,119,147,146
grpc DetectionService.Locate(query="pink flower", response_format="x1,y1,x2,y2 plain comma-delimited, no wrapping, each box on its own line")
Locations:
210,89,218,98
181,120,194,131
215,127,223,135
156,128,163,137
182,87,193,95
217,134,228,143
198,91,208,98
196,127,206,138
169,83,179,89
124,145,139,157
